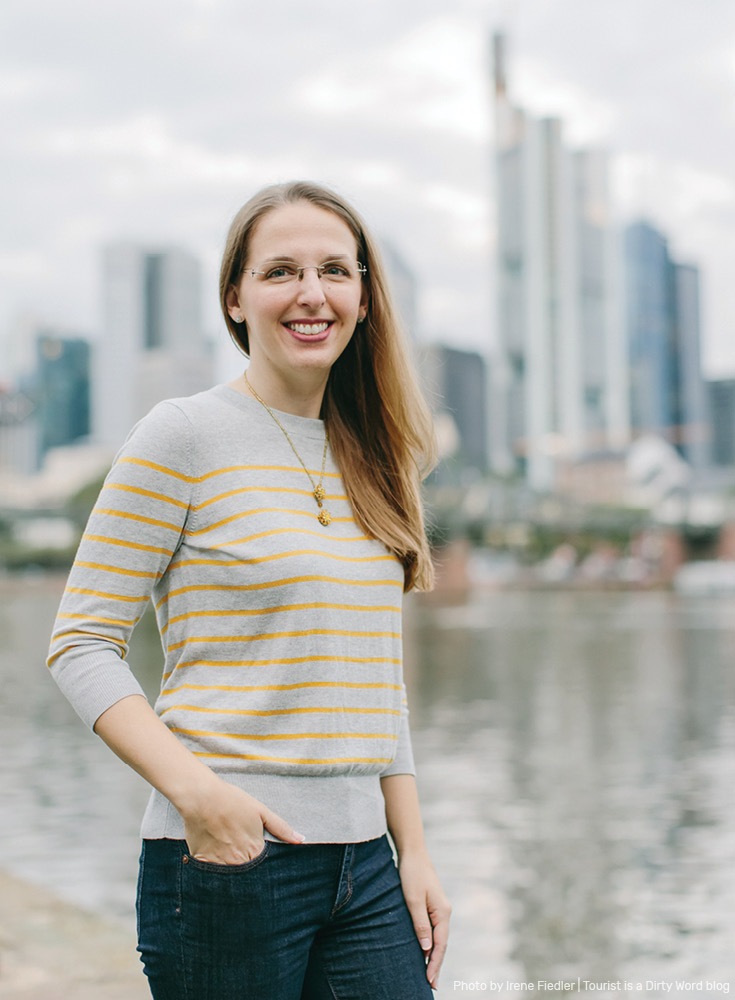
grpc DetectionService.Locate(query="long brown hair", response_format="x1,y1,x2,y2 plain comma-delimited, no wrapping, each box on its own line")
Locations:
219,181,436,591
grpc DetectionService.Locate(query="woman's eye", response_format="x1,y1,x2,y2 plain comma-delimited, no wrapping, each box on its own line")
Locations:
323,263,349,278
266,265,295,280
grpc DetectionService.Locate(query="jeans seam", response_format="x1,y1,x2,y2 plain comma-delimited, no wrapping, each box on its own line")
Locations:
321,955,342,1000
177,847,190,1000
135,843,146,946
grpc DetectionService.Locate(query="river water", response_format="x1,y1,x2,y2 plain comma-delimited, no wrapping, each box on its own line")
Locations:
1,575,734,996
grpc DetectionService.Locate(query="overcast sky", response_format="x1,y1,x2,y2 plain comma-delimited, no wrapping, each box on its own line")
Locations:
2,0,734,381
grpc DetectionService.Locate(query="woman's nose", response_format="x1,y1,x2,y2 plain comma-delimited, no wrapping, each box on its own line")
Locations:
296,268,326,307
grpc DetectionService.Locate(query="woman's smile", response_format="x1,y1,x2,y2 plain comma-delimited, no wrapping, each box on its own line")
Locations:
283,319,333,338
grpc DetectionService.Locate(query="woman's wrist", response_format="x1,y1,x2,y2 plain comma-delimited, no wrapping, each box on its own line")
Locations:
169,764,226,821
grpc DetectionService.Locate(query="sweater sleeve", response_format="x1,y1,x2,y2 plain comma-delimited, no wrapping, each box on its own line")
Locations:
380,685,416,777
47,401,194,729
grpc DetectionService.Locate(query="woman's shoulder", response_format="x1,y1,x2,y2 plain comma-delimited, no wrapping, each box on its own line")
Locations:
121,383,267,474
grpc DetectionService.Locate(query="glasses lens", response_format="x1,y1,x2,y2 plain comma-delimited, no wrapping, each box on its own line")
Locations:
255,261,365,283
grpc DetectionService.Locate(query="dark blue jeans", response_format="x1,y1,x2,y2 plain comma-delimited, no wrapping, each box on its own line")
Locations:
136,835,434,1000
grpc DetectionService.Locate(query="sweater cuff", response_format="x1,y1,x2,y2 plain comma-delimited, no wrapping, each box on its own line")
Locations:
380,713,416,777
50,648,148,731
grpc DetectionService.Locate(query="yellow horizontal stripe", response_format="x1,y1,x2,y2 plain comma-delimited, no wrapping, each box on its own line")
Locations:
171,726,396,741
155,575,401,609
66,586,148,603
167,628,400,652
185,508,351,537
118,457,196,482
162,654,401,680
175,655,400,667
75,561,159,579
56,612,137,627
163,681,401,695
192,485,347,513
95,508,182,532
169,550,394,570
119,456,343,484
162,602,401,632
47,632,127,667
210,527,368,549
103,482,188,510
83,533,174,557
161,704,398,718
193,751,393,764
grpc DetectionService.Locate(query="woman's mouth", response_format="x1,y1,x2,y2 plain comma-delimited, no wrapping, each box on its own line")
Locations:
284,321,332,337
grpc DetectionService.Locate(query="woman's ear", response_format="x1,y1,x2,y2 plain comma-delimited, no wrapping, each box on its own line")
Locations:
225,284,242,321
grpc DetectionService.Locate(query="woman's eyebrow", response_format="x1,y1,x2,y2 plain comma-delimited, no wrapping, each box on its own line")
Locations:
260,253,351,263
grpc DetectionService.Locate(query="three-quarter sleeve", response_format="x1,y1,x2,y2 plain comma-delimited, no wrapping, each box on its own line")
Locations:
47,401,193,729
380,684,416,777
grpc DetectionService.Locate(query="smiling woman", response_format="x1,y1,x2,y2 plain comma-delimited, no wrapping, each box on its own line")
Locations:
47,181,450,999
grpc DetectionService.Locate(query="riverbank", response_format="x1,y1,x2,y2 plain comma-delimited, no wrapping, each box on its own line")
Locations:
0,869,148,999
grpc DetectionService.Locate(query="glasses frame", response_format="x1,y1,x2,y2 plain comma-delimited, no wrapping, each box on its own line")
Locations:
243,261,367,284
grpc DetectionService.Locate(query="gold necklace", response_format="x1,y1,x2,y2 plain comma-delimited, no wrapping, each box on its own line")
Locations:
243,372,332,526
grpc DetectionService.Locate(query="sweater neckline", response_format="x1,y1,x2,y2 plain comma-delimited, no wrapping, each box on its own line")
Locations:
213,383,327,441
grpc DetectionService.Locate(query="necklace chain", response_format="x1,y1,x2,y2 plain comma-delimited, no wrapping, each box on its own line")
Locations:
243,372,332,526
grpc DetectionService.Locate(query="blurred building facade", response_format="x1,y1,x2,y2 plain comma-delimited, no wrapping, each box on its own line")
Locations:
491,32,629,493
34,333,91,466
624,222,710,468
381,240,419,342
708,378,735,466
0,387,37,479
93,244,213,450
421,344,489,473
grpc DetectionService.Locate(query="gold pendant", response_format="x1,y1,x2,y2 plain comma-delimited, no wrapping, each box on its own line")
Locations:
317,509,332,526
314,484,326,503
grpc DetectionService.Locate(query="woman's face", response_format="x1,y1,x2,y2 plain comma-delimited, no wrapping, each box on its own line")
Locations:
227,200,368,386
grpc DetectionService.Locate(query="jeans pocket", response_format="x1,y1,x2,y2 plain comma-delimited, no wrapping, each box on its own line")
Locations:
182,840,270,875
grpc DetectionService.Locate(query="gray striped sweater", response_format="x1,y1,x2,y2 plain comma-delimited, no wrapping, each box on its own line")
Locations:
48,384,415,843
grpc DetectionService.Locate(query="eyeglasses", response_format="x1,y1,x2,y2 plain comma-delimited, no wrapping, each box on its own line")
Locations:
243,260,367,285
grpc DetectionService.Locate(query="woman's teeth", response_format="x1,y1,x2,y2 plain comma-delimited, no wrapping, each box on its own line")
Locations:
287,322,330,335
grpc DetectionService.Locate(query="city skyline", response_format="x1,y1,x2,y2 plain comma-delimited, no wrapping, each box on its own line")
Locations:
1,1,734,381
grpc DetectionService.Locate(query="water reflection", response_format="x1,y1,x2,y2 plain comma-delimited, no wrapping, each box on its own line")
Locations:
407,591,735,987
1,578,733,990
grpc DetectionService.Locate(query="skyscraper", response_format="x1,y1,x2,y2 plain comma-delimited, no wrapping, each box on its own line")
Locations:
421,344,489,472
93,245,213,449
708,379,735,466
35,333,91,465
624,222,710,467
491,33,629,491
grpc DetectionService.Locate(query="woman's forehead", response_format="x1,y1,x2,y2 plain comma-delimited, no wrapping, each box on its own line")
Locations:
247,201,358,261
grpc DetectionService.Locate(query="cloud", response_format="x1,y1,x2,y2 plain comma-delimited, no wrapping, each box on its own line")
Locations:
0,0,734,375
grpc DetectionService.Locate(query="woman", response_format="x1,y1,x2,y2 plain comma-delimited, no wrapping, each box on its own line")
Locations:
48,181,450,999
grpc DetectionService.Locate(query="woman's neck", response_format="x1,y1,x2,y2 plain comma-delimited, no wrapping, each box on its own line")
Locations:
228,368,327,419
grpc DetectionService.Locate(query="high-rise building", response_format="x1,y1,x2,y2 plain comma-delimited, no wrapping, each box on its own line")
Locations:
673,263,711,468
421,344,489,472
380,240,419,342
707,379,735,467
34,333,91,465
624,222,710,467
491,33,629,491
0,388,38,478
93,245,213,450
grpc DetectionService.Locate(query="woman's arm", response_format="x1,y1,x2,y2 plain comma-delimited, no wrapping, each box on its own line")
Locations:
94,694,304,862
380,773,451,989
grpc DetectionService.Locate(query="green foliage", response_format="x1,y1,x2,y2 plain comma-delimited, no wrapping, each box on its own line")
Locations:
0,542,76,572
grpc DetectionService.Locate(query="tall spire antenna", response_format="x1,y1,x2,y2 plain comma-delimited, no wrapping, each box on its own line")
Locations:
492,31,507,99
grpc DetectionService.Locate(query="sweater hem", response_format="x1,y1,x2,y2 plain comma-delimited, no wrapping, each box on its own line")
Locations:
140,771,389,845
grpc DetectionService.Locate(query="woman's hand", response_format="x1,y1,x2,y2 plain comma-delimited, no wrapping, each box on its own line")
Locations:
92,696,305,865
181,777,305,864
398,848,451,989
